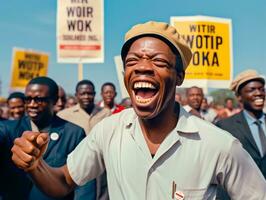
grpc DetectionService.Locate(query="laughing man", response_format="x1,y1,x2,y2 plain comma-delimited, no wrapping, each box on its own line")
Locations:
11,21,266,199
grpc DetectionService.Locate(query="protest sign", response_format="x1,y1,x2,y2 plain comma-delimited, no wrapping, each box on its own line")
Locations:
171,16,233,89
114,56,129,98
10,48,49,90
57,0,104,63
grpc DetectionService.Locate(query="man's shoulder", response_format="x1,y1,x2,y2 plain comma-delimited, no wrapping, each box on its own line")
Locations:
0,116,29,131
0,117,30,143
216,112,242,127
94,105,111,116
54,115,83,129
97,108,135,127
53,116,86,135
188,115,237,151
57,105,78,116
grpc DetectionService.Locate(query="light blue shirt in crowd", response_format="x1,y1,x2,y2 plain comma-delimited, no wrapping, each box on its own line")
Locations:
243,110,266,157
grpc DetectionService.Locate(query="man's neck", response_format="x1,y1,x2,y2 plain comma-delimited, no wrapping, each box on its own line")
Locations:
245,108,263,120
139,103,179,154
83,104,95,115
32,116,53,132
105,102,115,110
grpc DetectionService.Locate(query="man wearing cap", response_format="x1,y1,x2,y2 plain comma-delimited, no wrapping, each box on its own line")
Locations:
11,22,266,199
216,69,266,199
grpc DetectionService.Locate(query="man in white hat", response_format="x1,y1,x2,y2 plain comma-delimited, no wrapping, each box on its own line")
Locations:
11,22,266,199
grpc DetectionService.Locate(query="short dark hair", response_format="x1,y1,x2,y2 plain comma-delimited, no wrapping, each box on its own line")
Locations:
225,97,233,102
101,82,116,92
75,80,95,92
7,92,25,102
186,86,203,96
28,76,59,103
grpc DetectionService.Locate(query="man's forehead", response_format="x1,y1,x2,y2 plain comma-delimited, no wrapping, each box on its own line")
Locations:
128,36,172,51
78,84,94,91
188,87,202,93
26,84,49,91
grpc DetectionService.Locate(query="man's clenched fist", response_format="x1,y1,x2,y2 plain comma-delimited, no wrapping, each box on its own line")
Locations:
11,131,49,171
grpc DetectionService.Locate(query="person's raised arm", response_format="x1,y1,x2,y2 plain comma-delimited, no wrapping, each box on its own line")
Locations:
11,131,76,198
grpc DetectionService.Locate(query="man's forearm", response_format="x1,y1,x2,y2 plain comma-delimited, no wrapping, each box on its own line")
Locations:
30,159,76,198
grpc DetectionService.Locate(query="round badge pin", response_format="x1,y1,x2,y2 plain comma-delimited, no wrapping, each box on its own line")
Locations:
175,191,185,200
50,132,59,141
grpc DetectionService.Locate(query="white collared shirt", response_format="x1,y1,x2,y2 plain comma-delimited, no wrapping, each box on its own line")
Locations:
67,107,266,200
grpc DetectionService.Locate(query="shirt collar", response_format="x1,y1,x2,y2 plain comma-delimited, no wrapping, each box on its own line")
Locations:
74,103,101,116
243,109,265,125
125,106,199,135
30,120,51,133
176,106,199,134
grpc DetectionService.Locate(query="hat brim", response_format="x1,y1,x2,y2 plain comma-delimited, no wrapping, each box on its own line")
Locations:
235,76,265,93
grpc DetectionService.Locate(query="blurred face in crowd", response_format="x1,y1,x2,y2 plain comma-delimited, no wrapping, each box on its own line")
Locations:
101,85,116,108
225,99,234,110
54,87,66,113
186,87,203,111
237,80,265,116
8,98,25,119
200,98,208,111
175,93,182,104
124,36,184,119
76,84,95,110
0,106,9,119
66,96,77,108
25,84,54,123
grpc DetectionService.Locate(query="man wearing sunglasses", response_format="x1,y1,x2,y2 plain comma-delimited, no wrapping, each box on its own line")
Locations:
0,77,96,200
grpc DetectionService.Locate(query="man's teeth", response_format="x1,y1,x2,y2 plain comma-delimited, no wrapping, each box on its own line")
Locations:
134,82,155,89
254,99,264,105
136,96,152,104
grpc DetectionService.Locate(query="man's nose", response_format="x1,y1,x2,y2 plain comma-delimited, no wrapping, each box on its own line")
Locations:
134,60,154,76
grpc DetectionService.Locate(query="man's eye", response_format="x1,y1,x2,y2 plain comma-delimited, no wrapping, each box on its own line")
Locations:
125,58,138,66
152,58,169,67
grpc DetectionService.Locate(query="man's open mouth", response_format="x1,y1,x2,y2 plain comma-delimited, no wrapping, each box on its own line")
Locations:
133,81,159,104
254,98,264,106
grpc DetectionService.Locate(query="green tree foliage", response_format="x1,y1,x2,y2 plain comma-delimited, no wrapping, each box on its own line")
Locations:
210,89,237,106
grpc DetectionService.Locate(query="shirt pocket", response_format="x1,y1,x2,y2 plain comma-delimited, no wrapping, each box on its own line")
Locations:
176,188,214,200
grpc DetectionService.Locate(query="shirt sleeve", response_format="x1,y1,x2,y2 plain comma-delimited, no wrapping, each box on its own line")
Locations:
67,122,105,186
217,140,266,199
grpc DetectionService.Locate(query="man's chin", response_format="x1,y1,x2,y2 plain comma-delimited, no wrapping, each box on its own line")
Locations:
28,113,40,121
133,107,158,120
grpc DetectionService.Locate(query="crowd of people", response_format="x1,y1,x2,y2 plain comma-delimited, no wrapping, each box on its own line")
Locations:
0,21,265,200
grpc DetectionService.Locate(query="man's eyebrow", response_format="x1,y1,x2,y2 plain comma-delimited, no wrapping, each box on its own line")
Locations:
126,51,169,58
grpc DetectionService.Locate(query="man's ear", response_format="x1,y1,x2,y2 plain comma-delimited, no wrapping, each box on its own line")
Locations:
176,70,185,86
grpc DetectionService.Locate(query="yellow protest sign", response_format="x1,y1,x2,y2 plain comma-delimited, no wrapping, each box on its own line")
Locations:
171,16,233,88
10,48,49,90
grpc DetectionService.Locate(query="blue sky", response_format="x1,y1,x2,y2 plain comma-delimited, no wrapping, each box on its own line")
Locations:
0,0,265,101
